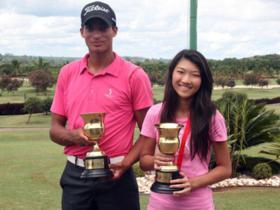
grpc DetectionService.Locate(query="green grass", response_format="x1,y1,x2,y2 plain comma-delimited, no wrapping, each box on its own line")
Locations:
0,131,63,210
0,113,51,128
214,187,280,210
140,188,280,210
212,88,280,100
0,85,55,103
1,133,279,210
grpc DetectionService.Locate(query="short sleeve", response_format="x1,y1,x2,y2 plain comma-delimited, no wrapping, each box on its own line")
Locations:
140,104,162,139
129,68,153,111
209,110,227,142
50,66,67,116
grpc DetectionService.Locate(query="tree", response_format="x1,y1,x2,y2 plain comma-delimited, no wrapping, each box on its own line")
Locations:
33,57,50,70
42,97,53,115
225,78,236,88
0,75,23,93
243,73,260,86
28,69,55,92
214,76,226,88
11,59,20,75
0,63,15,76
258,79,269,88
6,78,23,93
216,91,280,175
260,141,280,160
0,75,11,93
23,97,43,123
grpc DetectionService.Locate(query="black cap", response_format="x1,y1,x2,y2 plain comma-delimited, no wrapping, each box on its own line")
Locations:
81,1,116,27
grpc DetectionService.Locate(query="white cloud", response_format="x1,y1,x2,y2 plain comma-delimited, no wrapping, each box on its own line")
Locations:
198,0,280,59
0,0,279,59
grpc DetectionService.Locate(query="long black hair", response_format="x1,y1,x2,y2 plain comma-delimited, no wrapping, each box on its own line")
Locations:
160,49,216,161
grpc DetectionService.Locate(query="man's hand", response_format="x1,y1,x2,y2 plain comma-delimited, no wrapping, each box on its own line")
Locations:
110,161,128,180
69,128,95,146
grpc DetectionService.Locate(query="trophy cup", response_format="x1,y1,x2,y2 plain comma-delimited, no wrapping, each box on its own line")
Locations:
150,123,184,194
80,112,112,179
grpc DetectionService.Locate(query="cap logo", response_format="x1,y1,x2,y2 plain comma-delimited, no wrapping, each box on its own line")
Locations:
84,5,110,16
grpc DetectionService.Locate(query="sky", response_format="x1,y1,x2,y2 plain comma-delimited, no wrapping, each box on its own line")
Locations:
0,0,280,60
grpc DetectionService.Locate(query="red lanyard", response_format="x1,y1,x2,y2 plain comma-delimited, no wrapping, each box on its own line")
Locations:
176,118,191,171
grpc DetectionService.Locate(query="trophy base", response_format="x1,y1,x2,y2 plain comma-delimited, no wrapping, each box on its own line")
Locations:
150,170,183,194
80,155,112,179
80,168,113,179
150,182,183,194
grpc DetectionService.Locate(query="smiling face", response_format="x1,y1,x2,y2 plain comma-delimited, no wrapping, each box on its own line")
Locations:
172,58,201,101
80,18,117,54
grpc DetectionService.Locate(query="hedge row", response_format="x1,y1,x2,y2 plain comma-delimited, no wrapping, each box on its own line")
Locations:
253,97,280,105
0,103,42,115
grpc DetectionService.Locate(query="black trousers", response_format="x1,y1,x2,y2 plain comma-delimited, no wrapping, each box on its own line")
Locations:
60,161,140,210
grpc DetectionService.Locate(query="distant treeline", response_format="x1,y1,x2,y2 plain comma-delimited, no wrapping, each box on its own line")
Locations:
1,53,280,85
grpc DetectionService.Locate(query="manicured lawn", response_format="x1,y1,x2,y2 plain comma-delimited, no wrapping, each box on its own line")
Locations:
0,131,63,210
1,132,279,210
0,113,51,128
212,88,280,100
140,188,280,210
0,85,55,103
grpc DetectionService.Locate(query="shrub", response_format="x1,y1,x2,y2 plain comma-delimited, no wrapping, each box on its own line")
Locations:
236,156,280,175
276,78,280,85
252,163,272,179
0,103,25,115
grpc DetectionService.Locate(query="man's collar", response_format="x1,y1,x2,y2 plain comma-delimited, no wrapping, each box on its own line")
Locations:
79,53,120,77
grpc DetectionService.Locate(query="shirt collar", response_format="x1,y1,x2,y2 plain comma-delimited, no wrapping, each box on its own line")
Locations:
79,53,120,77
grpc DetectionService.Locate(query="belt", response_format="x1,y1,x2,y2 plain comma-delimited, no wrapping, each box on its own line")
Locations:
67,155,125,167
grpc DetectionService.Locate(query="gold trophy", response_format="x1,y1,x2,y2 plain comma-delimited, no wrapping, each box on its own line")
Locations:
150,123,184,194
80,112,112,179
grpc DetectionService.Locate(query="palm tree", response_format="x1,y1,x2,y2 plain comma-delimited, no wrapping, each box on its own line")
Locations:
216,91,280,175
260,141,280,160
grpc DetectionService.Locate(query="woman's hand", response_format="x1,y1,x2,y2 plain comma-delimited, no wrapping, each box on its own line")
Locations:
153,148,174,170
170,172,192,196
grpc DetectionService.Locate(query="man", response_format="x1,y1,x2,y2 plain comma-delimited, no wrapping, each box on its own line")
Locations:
49,1,153,210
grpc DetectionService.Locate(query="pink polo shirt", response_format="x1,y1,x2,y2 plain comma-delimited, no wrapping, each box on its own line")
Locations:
51,53,153,158
141,103,227,210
